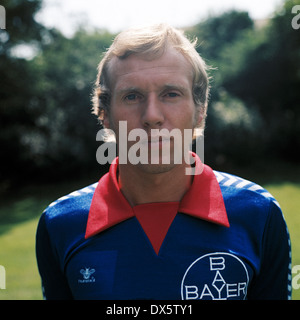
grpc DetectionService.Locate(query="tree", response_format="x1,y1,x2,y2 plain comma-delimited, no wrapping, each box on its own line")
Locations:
0,1,114,187
188,11,258,167
26,28,114,179
187,10,254,62
0,0,45,188
220,0,300,162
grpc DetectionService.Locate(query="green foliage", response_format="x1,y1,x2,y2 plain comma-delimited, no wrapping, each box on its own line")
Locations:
187,10,260,167
26,29,113,177
188,3,300,167
0,0,43,52
219,0,300,162
0,0,46,189
187,10,254,62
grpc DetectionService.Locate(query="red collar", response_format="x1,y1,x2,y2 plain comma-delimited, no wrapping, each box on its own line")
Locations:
85,152,229,241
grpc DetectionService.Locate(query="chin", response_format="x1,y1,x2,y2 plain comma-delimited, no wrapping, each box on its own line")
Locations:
135,162,179,175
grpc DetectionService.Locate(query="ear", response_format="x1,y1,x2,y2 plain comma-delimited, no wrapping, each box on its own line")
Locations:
194,105,204,127
102,110,110,129
196,114,203,127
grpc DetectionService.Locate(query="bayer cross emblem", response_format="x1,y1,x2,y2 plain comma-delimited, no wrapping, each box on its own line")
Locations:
181,252,249,300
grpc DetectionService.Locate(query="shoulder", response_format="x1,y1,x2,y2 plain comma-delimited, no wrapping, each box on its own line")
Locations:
41,182,98,233
209,170,291,300
213,170,280,210
213,170,284,230
36,183,99,274
213,170,290,250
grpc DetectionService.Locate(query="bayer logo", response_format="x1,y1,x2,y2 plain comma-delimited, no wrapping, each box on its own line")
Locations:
181,252,249,300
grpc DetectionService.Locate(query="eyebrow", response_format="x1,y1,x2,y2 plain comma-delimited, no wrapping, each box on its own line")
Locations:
116,84,190,96
116,87,141,95
162,84,190,94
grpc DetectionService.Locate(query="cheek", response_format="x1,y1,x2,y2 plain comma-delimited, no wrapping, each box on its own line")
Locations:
107,107,140,144
172,103,196,129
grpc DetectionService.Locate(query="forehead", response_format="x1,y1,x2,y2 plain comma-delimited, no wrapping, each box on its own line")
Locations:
108,47,194,91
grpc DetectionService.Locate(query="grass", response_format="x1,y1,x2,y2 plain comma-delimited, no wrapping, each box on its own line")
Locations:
0,218,42,300
264,182,300,300
0,178,96,301
0,179,299,300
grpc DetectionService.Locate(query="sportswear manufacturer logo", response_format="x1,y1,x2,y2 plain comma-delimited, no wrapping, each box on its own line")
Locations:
78,267,95,283
181,252,249,300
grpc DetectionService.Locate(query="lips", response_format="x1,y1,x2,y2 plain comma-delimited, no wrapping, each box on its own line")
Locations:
141,135,173,145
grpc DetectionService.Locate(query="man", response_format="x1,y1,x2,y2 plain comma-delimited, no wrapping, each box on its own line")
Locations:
36,24,291,300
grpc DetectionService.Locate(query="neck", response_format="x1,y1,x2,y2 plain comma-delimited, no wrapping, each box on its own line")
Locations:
118,163,192,207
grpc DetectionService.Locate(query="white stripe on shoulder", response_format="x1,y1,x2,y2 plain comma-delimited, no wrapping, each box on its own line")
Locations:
46,183,98,209
214,171,280,209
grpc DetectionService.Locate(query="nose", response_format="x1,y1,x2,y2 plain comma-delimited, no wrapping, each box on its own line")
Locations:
142,94,164,128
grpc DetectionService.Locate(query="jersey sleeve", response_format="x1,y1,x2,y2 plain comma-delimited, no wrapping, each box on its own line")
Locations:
36,213,73,300
247,200,292,300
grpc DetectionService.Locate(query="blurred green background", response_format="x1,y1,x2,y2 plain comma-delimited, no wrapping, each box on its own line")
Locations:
0,0,299,299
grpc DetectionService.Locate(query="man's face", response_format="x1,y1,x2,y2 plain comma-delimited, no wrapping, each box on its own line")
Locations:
104,46,201,174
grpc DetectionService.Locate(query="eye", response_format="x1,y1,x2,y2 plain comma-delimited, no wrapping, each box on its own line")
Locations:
123,92,143,104
163,91,181,100
125,93,138,101
166,92,180,98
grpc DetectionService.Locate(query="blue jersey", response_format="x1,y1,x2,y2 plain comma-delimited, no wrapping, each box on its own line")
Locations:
36,153,292,300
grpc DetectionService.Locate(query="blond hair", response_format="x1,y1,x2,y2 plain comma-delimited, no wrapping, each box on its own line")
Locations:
92,24,210,130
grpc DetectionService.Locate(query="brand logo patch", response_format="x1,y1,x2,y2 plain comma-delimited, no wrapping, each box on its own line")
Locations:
181,252,249,300
78,267,95,284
